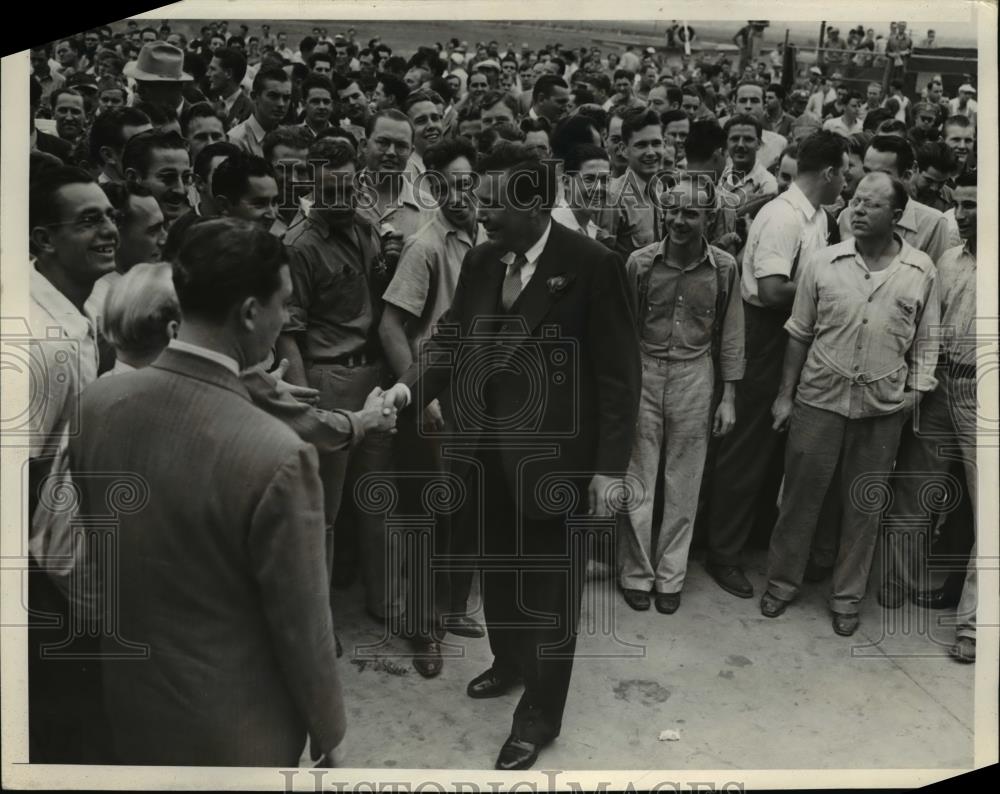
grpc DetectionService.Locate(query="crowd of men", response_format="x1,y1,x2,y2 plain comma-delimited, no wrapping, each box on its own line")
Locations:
26,18,979,771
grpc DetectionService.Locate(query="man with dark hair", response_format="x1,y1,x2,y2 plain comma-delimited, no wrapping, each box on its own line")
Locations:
262,127,311,236
332,72,370,131
379,144,640,770
299,74,338,138
123,130,192,226
228,67,292,156
370,72,409,112
207,46,253,128
718,113,777,212
88,106,153,184
379,137,487,676
660,108,690,166
646,82,680,115
764,171,939,636
456,104,483,146
554,143,610,238
68,217,347,766
51,88,87,146
27,165,117,762
180,102,226,160
530,74,570,124
764,83,794,138
211,153,280,230
838,135,954,263
732,81,787,168
276,137,401,623
30,76,73,162
684,119,742,254
308,50,335,77
702,131,847,600
823,90,864,137
880,170,977,662
908,141,957,212
604,107,669,254
190,140,241,220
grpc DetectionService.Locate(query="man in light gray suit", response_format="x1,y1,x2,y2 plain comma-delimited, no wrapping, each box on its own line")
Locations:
67,218,350,766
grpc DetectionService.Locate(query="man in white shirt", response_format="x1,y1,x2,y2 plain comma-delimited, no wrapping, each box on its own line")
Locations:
552,143,610,239
717,114,778,213
823,90,864,137
702,131,847,601
730,81,787,169
228,67,292,158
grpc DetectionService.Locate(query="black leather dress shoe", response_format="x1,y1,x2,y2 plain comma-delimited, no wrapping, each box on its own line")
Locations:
622,588,651,611
654,592,681,614
911,586,961,610
495,734,548,770
466,668,519,699
443,613,485,638
706,562,754,598
411,639,443,678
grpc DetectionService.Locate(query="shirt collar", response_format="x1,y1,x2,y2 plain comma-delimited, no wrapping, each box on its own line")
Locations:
896,198,919,233
31,267,95,341
723,159,766,188
500,220,553,266
224,86,242,105
847,233,926,270
653,236,716,268
246,114,267,142
782,181,822,221
167,339,240,376
431,210,482,246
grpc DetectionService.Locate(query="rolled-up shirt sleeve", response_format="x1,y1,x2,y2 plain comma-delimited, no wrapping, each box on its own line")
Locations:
784,251,821,344
750,210,800,282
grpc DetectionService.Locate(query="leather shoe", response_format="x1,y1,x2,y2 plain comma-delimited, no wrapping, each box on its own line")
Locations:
495,734,547,770
911,586,961,610
443,613,485,638
411,639,443,678
804,560,833,583
622,588,651,611
877,582,906,609
654,592,681,614
760,591,787,618
706,562,753,598
466,668,519,699
832,613,860,636
949,636,975,664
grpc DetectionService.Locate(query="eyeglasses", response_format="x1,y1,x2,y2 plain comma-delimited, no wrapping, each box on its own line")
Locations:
47,208,124,232
849,197,889,211
370,136,412,154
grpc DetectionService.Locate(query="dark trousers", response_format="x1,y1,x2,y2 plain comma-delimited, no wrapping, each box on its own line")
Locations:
28,559,113,763
394,412,475,641
471,449,584,744
704,302,788,566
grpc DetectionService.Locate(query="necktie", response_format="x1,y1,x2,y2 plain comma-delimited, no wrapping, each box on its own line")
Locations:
501,252,528,311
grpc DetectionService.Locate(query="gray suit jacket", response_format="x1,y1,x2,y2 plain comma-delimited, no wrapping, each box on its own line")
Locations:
68,347,344,766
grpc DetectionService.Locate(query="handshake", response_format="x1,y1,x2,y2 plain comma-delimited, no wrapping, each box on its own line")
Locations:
356,386,403,434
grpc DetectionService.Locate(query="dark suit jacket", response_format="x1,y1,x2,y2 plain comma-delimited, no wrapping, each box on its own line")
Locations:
402,221,641,519
34,130,74,163
225,92,255,130
67,348,345,766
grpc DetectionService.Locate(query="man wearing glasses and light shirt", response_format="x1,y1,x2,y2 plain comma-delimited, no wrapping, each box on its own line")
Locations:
762,171,939,637
122,129,193,228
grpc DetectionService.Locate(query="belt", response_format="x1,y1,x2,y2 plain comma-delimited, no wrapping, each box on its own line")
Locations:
308,350,381,368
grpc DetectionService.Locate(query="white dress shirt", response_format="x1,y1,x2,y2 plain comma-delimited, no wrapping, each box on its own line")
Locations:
499,220,552,288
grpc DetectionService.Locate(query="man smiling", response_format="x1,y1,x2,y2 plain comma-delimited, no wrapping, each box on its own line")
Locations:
228,67,292,157
403,89,444,179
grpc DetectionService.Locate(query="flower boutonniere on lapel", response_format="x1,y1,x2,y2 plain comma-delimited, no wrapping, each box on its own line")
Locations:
546,273,576,299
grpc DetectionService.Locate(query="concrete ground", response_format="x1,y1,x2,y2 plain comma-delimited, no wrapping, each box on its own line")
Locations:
319,548,974,770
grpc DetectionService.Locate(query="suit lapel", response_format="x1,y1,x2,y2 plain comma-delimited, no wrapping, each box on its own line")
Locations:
511,224,564,334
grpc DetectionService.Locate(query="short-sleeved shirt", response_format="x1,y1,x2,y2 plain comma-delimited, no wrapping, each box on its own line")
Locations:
283,211,383,361
740,182,828,307
935,243,977,368
356,171,433,242
822,115,864,137
28,267,100,458
625,238,745,381
785,236,940,418
839,197,952,265
718,160,779,213
382,212,485,354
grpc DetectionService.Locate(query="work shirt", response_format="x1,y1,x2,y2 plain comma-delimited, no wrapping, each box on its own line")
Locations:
283,211,384,361
605,169,666,251
356,171,433,241
625,238,745,381
227,113,267,157
839,197,952,264
740,182,828,307
935,243,977,372
785,236,940,418
382,211,486,354
718,160,778,213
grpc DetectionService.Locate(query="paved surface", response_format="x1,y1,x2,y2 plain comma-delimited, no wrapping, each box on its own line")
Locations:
321,548,974,770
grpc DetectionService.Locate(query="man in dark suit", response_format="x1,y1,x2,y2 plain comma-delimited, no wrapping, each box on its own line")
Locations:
67,218,348,766
382,145,641,770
